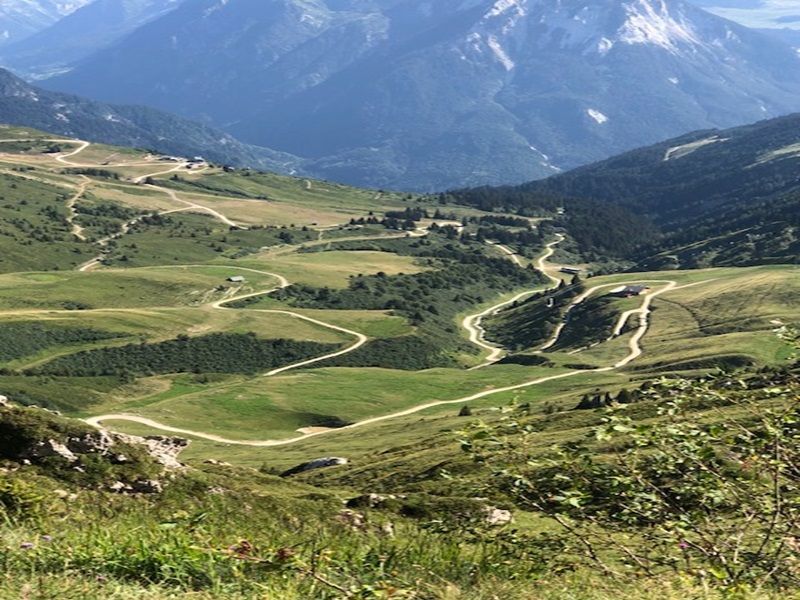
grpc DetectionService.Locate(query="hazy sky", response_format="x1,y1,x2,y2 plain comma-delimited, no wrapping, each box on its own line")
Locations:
697,0,800,29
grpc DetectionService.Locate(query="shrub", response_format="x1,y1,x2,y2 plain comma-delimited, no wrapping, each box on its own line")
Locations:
461,373,800,590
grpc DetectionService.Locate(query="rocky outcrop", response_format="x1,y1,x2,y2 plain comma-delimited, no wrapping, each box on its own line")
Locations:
2,404,190,495
131,479,163,494
19,428,189,471
483,506,513,526
118,434,189,470
69,430,116,455
25,439,78,463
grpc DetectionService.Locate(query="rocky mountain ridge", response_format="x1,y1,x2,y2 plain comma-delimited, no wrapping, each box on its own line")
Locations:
40,0,800,190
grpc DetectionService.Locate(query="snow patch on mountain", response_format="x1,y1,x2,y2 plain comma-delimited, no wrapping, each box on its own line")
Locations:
598,37,615,55
529,144,562,173
485,0,527,19
618,0,701,54
487,35,515,70
587,109,609,124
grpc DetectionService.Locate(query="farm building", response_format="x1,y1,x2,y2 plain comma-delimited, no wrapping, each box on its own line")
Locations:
560,267,582,275
613,285,649,297
227,276,245,283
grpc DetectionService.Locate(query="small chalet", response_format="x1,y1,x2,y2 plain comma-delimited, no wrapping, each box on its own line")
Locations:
615,285,649,298
227,275,245,283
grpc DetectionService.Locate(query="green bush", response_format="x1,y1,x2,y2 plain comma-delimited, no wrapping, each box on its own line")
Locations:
461,373,800,590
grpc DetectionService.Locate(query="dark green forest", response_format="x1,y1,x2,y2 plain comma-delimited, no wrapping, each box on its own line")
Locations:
0,322,123,364
30,333,337,377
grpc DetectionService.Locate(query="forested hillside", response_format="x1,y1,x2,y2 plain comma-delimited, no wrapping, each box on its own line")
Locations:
452,114,800,268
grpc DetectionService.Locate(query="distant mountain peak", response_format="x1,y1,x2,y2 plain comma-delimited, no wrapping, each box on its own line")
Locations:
0,0,92,45
38,0,800,190
473,0,737,57
618,0,701,52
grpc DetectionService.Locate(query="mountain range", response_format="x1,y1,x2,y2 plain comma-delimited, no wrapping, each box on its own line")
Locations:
0,0,91,46
21,0,800,191
0,0,181,78
0,67,297,170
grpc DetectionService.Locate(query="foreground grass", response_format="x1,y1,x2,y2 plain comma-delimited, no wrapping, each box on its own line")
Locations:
3,367,800,599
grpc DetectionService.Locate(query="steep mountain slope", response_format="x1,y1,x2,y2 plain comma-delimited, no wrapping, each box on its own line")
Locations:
454,113,800,267
0,0,90,46
0,68,298,170
0,0,183,78
526,113,800,223
690,0,800,30
43,0,800,190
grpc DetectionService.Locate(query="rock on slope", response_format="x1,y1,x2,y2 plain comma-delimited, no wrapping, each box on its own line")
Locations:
0,395,188,492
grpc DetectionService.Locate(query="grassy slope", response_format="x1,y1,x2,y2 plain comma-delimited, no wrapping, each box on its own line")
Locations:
91,266,798,447
0,128,799,598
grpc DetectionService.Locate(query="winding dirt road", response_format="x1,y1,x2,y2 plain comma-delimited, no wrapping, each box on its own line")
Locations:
145,184,246,230
65,175,90,242
206,270,368,376
84,369,589,446
27,143,714,448
87,239,714,448
463,235,566,367
488,241,523,267
540,279,684,352
536,233,566,286
55,140,91,165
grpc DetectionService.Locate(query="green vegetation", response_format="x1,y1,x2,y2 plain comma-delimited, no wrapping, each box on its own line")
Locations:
0,404,162,485
322,336,453,370
553,294,628,349
257,233,544,364
30,333,338,378
74,198,142,241
101,213,319,267
484,278,585,351
1,127,800,598
0,267,279,310
0,172,94,272
454,115,800,268
1,352,798,598
0,322,123,364
63,168,121,179
461,366,800,590
447,187,654,261
161,170,406,216
0,375,123,412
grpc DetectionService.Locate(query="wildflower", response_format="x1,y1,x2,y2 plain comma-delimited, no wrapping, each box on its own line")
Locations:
40,535,53,543
19,542,34,550
678,541,689,550
276,547,295,561
95,575,108,584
